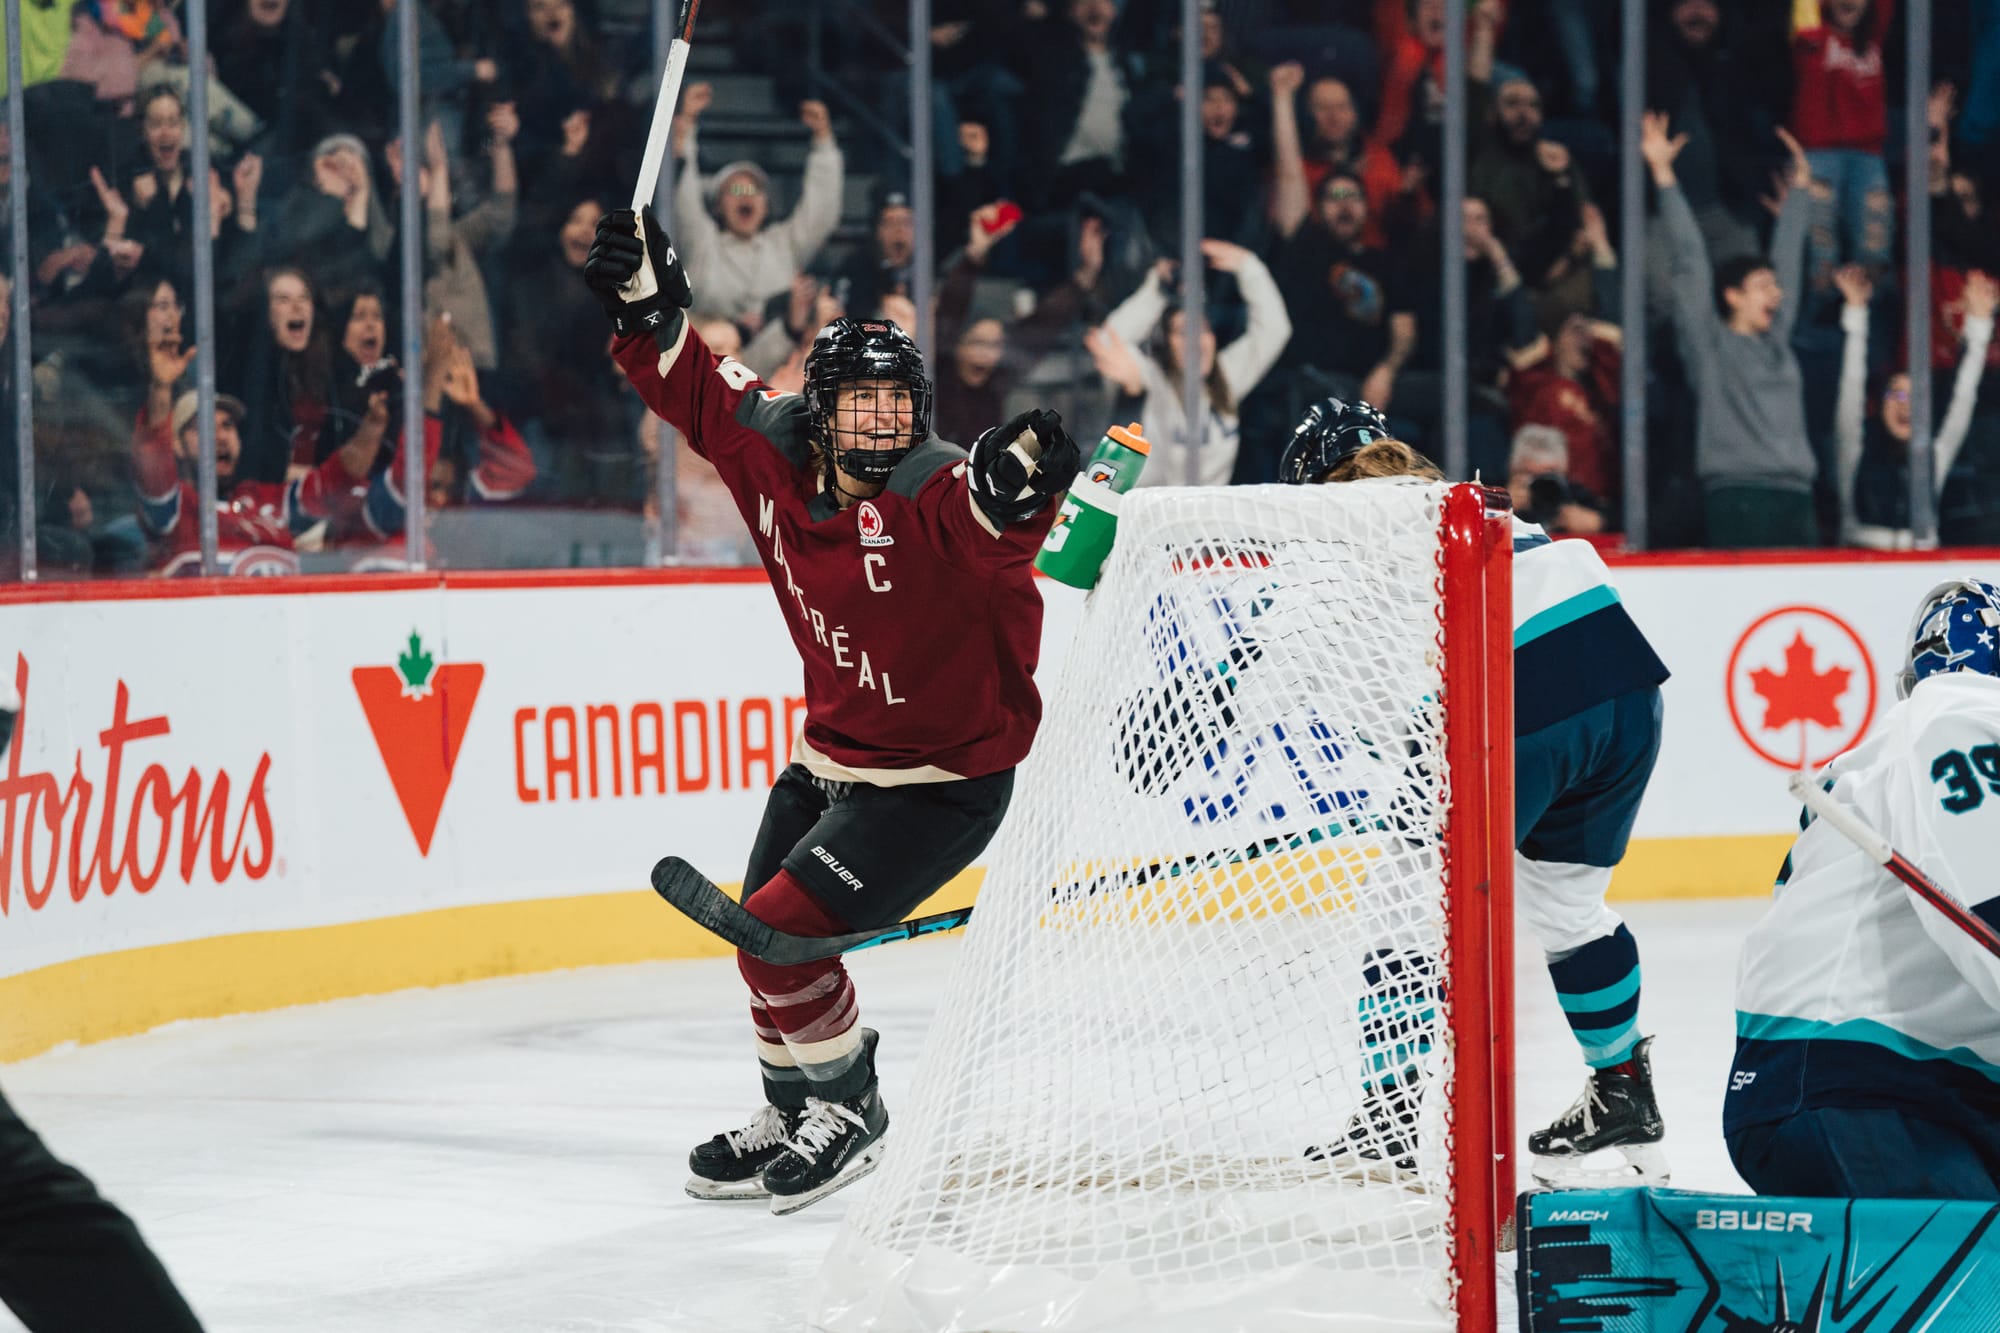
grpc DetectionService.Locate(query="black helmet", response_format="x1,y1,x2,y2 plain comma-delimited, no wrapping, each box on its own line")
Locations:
1278,396,1392,485
803,317,933,483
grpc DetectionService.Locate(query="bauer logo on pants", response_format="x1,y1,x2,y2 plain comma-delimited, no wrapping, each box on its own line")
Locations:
354,632,484,857
1725,606,1877,771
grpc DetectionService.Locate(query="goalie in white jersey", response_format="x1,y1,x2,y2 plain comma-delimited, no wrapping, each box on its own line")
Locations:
1727,579,2000,1199
1282,399,1673,1186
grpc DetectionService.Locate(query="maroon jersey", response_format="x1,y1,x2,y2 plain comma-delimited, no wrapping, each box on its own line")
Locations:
612,324,1055,783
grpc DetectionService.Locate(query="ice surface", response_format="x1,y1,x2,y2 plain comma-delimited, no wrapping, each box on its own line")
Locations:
0,898,1762,1332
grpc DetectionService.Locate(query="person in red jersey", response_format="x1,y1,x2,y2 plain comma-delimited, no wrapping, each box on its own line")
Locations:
132,332,438,576
583,205,1081,1215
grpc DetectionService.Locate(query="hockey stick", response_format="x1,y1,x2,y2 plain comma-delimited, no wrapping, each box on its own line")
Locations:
1787,770,2000,961
653,857,970,964
632,0,704,210
654,828,1360,964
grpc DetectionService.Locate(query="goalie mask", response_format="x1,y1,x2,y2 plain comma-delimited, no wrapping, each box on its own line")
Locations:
803,317,934,484
1278,396,1392,485
1900,578,2000,698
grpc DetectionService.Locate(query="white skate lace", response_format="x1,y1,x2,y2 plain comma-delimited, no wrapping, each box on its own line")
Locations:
1556,1080,1608,1139
783,1096,866,1164
725,1105,793,1158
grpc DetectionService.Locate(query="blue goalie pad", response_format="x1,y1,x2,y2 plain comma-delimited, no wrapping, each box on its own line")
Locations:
1516,1186,2000,1332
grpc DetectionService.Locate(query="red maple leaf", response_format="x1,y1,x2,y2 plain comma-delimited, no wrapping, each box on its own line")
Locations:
1749,631,1851,731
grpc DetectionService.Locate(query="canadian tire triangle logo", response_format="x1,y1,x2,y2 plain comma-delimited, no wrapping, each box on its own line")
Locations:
353,631,484,856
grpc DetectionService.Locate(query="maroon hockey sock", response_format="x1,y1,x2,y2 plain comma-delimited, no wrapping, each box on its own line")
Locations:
737,871,869,1097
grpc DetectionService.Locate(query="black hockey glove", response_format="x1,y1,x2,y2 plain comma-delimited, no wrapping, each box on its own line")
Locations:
967,409,1081,527
583,205,692,338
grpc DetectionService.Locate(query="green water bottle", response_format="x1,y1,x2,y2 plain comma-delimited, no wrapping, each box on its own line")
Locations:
1035,422,1151,589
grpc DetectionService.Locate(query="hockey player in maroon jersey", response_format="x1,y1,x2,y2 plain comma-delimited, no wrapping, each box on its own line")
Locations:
584,205,1081,1214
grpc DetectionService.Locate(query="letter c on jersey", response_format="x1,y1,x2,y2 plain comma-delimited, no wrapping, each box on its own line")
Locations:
865,553,892,593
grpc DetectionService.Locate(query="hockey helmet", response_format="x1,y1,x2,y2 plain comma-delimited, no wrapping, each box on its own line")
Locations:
1278,396,1393,485
1900,577,2000,698
802,317,933,483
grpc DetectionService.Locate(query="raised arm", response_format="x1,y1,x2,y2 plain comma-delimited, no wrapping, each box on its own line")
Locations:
671,126,722,286
1209,242,1292,398
1267,63,1310,239
1935,273,1998,486
775,101,845,266
1642,111,1718,375
1769,127,1813,342
1832,266,1872,542
1106,261,1172,347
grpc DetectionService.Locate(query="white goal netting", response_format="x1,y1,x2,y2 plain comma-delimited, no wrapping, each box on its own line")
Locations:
813,482,1506,1333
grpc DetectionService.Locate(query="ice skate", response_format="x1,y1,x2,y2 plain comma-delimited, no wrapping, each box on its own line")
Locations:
686,1103,801,1200
1303,1082,1422,1184
763,1084,889,1215
1529,1036,1669,1187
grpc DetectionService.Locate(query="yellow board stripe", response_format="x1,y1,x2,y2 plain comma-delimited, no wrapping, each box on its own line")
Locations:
1,836,1788,1064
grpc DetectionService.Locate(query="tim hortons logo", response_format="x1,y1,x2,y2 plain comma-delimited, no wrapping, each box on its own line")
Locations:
856,500,893,548
0,656,275,916
353,632,484,856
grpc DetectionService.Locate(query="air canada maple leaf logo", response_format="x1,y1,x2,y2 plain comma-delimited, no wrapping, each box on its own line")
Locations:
353,631,484,855
1726,607,1876,770
1749,632,1851,731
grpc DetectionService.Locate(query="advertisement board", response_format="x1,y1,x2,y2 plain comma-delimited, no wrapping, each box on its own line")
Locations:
0,551,1991,1055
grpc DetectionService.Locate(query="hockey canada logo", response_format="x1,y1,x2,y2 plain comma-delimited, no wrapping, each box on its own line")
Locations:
1726,606,1877,770
856,501,893,548
353,632,484,856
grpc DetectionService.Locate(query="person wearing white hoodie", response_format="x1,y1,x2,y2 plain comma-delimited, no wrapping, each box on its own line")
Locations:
1086,239,1291,486
669,84,845,327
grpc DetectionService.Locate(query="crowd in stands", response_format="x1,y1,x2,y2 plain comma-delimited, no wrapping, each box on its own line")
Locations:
2,0,1997,575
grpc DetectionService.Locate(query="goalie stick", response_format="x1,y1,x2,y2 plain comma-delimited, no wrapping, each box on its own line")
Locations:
1788,769,2000,962
653,826,1360,964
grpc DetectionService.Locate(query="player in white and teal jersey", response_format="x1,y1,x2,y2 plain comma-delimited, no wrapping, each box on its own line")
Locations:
1728,579,2000,1198
1283,399,1673,1186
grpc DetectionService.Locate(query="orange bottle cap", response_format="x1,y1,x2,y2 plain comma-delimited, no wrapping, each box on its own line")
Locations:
1107,422,1151,456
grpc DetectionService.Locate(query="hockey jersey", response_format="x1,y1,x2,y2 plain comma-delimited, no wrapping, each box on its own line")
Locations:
1511,517,1668,735
610,323,1056,785
1726,672,2000,1136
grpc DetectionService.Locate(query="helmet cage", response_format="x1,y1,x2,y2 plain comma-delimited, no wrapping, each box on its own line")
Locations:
803,318,934,484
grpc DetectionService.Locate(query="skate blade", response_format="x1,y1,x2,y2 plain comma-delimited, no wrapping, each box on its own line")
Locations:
685,1174,772,1201
1530,1141,1670,1189
767,1139,887,1216
1316,1157,1427,1190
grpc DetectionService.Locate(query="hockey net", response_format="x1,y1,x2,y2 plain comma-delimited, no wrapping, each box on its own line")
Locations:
813,481,1514,1333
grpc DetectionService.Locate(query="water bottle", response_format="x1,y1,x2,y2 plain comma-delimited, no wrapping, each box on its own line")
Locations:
1035,423,1151,589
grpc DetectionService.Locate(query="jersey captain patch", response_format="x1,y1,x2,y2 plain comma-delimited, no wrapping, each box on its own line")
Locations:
856,501,894,548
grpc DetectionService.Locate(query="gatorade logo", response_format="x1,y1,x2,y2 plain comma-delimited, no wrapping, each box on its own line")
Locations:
1087,460,1121,486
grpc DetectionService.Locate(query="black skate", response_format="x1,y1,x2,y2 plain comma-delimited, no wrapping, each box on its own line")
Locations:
762,1085,890,1215
1303,1083,1421,1183
686,1104,801,1201
1529,1036,1669,1187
